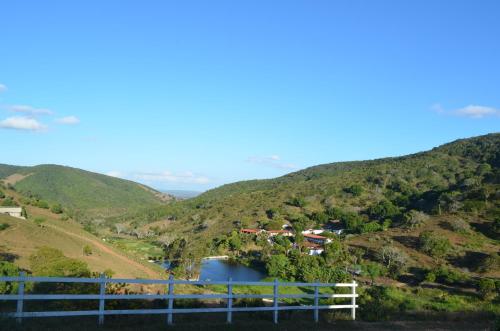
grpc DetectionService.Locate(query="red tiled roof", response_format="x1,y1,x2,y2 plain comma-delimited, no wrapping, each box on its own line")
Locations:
304,233,328,240
240,229,259,233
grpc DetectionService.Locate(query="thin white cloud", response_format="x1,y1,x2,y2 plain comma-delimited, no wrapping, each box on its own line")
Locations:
55,116,80,125
0,84,7,93
6,104,53,116
134,171,211,184
432,103,499,119
0,116,47,131
454,105,499,119
246,155,297,170
431,103,444,114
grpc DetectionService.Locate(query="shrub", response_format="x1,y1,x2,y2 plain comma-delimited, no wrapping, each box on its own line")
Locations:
360,221,382,233
419,231,452,258
344,184,363,196
403,210,429,229
50,203,63,214
0,197,17,207
29,247,91,277
475,253,500,273
35,200,49,209
34,217,46,226
288,196,307,208
0,223,10,231
21,207,28,219
477,278,496,301
424,270,436,283
83,245,93,256
433,267,471,286
448,218,470,233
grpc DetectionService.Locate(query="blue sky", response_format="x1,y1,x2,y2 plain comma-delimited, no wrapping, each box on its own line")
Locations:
1,1,499,191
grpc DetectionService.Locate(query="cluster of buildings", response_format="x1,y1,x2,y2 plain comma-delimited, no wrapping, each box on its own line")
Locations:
240,220,344,256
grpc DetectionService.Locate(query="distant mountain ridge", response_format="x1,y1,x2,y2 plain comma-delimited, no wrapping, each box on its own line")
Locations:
0,164,173,219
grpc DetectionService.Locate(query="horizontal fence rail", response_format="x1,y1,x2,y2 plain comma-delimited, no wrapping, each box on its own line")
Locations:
0,273,358,325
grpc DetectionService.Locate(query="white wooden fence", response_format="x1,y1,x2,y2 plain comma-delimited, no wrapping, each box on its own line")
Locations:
0,273,358,325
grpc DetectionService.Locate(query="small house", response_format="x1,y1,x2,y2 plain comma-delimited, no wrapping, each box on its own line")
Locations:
0,207,24,219
301,229,325,235
303,242,324,256
303,233,332,245
267,230,293,237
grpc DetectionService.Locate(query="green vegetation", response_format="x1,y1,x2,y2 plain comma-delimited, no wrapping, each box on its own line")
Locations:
29,247,91,277
1,134,499,323
83,244,93,256
418,231,452,258
0,164,171,220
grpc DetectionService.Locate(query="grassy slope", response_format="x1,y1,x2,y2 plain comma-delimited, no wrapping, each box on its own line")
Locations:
0,164,170,219
0,190,163,279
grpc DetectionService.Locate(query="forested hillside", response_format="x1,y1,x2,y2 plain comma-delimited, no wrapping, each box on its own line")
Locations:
132,133,498,243
0,164,172,220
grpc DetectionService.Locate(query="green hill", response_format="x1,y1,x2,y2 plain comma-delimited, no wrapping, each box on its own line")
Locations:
0,164,172,219
128,133,499,268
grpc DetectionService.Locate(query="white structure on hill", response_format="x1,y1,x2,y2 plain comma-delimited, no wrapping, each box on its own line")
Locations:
0,207,24,219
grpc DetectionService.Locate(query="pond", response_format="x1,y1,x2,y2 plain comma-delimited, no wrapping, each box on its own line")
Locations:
198,259,266,282
156,258,266,281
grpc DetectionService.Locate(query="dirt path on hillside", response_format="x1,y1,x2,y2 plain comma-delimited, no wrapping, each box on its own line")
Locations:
44,223,160,279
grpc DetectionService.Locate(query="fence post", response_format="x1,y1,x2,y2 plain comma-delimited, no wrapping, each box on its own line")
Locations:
313,281,319,323
16,271,25,325
98,273,106,326
351,281,357,320
227,277,233,323
167,274,174,325
273,278,279,324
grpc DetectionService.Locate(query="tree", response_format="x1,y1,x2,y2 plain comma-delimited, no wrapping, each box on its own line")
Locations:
114,223,127,235
228,231,242,252
264,218,285,230
0,261,20,294
266,254,292,279
0,190,5,199
21,207,28,219
368,200,400,221
419,231,452,258
377,246,408,277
